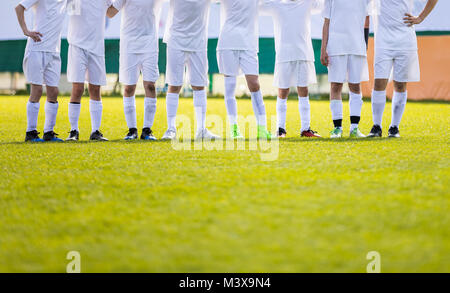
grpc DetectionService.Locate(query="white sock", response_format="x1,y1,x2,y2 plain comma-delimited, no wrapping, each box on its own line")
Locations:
44,101,58,133
276,97,287,129
68,103,81,131
330,99,343,126
391,91,407,128
250,90,266,126
224,76,238,125
371,90,386,127
143,97,157,129
193,89,207,133
89,100,103,133
166,92,179,130
26,101,40,132
298,96,311,132
123,96,137,129
349,92,363,131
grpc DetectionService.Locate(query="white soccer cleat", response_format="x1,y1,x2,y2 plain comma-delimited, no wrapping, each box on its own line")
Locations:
161,128,177,140
195,129,221,141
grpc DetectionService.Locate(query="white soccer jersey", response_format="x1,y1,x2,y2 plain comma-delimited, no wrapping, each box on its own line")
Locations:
375,0,417,51
261,0,315,63
113,0,163,54
217,0,260,52
323,0,371,56
163,0,211,52
20,0,67,53
67,0,112,56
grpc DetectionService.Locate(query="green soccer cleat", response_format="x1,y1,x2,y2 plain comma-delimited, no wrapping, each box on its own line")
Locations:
230,124,243,139
330,127,343,138
257,125,272,140
349,127,366,138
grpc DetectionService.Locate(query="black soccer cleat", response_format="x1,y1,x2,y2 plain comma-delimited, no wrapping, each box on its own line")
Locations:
367,125,382,138
66,130,79,141
124,128,138,140
89,130,108,141
43,131,63,142
277,127,287,138
141,127,157,141
25,130,44,142
388,126,400,138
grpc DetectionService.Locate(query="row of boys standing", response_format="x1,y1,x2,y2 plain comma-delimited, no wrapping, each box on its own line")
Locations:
16,0,437,142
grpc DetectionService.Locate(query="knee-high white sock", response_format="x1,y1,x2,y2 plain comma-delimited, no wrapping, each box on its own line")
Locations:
349,92,363,131
298,96,311,132
68,102,81,131
330,99,343,125
166,92,179,130
44,101,58,133
224,76,238,125
89,100,103,133
391,91,407,128
371,90,386,127
276,97,287,129
26,101,40,132
250,90,266,126
143,97,157,129
123,96,137,129
193,89,207,133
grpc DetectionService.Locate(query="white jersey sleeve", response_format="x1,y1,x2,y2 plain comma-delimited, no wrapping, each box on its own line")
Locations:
20,0,39,10
112,0,126,10
322,0,331,19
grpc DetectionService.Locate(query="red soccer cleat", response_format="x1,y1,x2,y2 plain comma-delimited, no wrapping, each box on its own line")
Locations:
301,129,321,138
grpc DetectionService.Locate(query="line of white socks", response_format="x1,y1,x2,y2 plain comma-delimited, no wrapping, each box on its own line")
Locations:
391,91,407,128
68,102,81,131
193,89,207,133
166,92,179,130
26,101,40,132
371,90,407,128
26,101,59,133
371,90,386,127
44,101,59,133
298,96,311,132
89,100,103,133
123,96,158,130
26,90,408,136
68,100,103,133
123,96,137,129
224,76,238,125
330,100,343,122
144,97,157,129
276,96,311,132
250,90,267,127
276,97,287,130
349,92,363,131
166,91,207,133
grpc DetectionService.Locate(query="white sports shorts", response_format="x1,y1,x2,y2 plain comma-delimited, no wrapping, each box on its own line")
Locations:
23,51,61,87
328,54,369,84
274,60,317,88
165,47,208,87
67,45,107,86
374,49,420,82
120,52,159,85
217,50,259,76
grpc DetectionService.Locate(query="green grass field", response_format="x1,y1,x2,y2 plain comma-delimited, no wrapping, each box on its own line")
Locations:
0,95,449,273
